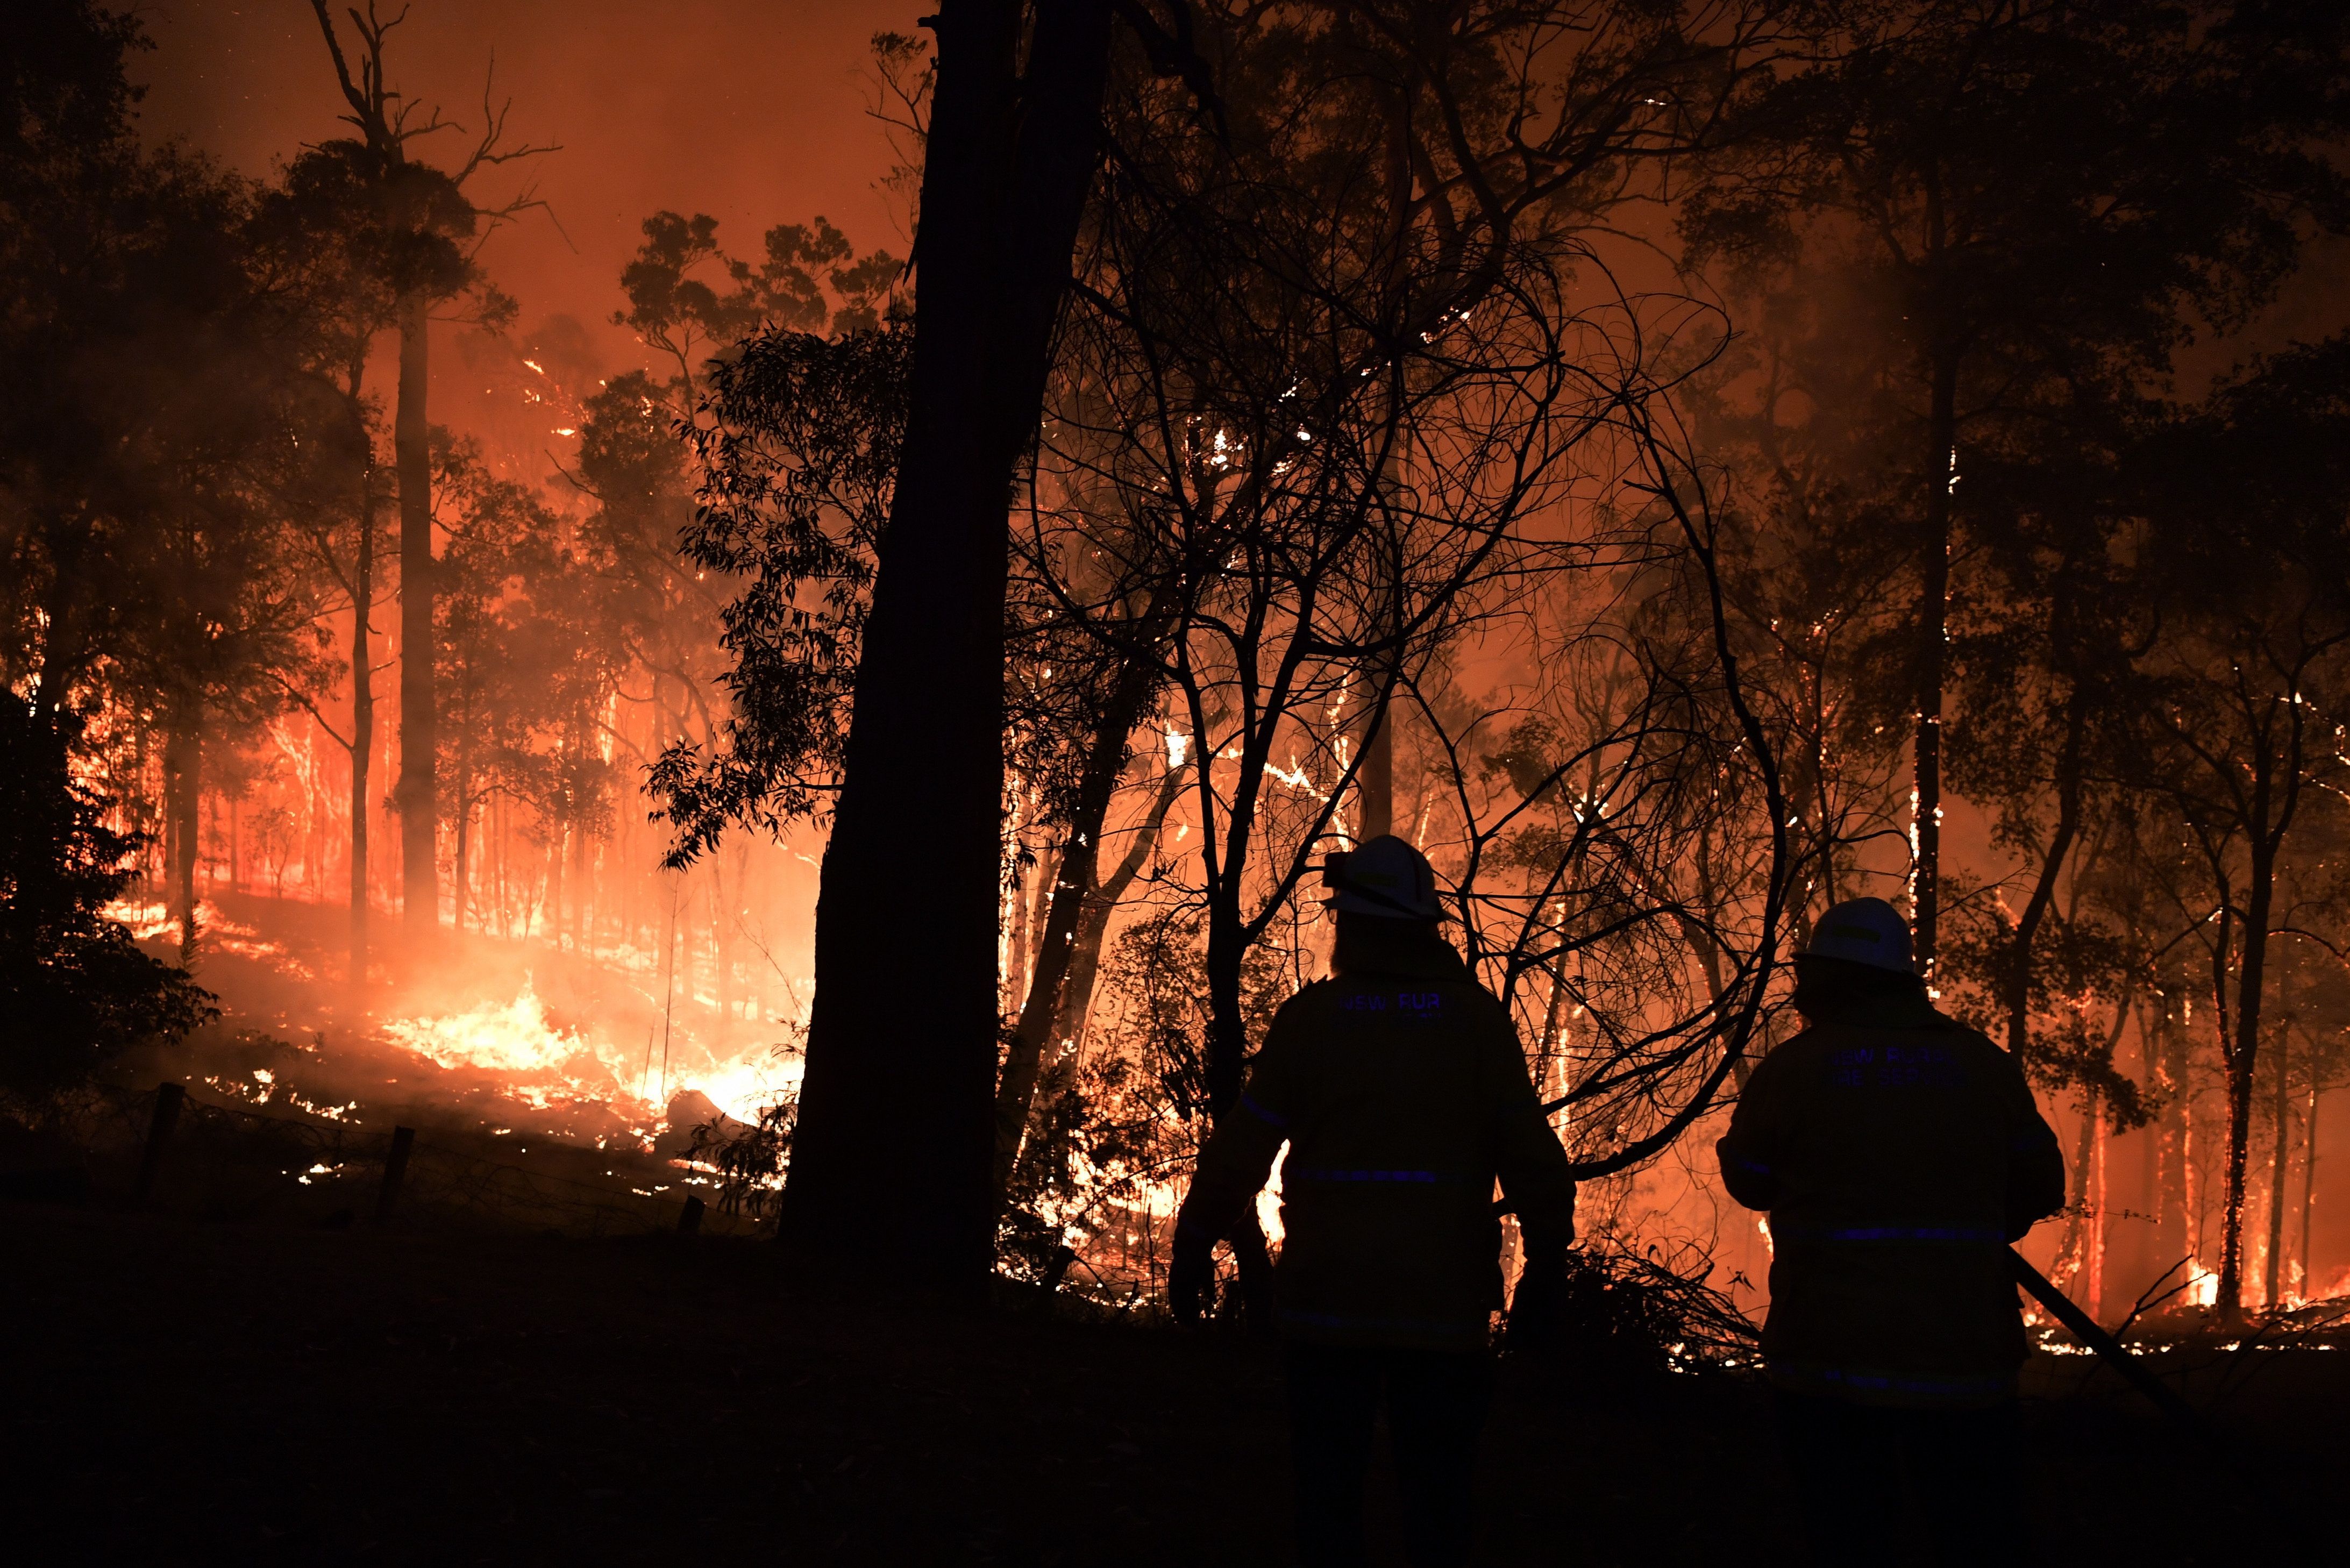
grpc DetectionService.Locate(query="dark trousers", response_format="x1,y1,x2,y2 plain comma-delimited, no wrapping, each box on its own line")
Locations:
1283,1341,1491,1568
1775,1389,2028,1568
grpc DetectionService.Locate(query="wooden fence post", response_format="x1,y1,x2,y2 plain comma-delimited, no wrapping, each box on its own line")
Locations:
375,1125,415,1224
678,1195,706,1236
133,1082,185,1205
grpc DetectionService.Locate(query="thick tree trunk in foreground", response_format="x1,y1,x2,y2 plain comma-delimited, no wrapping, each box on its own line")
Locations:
395,294,437,950
780,0,1114,1286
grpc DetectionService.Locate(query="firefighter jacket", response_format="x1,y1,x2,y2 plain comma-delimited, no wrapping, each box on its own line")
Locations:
1716,989,2065,1408
1175,922,1577,1352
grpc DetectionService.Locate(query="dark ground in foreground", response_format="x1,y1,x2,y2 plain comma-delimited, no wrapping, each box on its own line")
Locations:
5,1202,2341,1566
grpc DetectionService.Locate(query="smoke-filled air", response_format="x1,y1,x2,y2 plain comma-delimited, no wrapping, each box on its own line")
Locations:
6,2,2349,1562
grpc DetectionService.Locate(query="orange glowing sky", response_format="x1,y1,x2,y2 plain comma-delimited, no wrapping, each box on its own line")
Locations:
134,0,924,372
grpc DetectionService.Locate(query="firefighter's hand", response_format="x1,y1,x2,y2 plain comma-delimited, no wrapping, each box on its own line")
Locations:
1508,1246,1571,1353
1169,1221,1214,1328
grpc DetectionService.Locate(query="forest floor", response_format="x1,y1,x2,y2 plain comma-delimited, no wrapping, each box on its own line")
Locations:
8,1198,2345,1566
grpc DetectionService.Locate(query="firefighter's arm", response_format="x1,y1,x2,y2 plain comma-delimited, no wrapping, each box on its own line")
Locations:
1168,1028,1295,1326
1714,1049,1783,1210
1998,1054,2067,1240
1491,1015,1576,1351
1491,1035,1576,1255
1173,1093,1289,1245
1172,1006,1301,1246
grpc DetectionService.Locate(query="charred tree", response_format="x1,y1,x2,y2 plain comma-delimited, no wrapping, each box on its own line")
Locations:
779,0,1115,1285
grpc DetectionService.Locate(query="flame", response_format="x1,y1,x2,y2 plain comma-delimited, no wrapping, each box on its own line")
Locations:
382,984,593,1078
2183,1258,2218,1308
381,981,793,1126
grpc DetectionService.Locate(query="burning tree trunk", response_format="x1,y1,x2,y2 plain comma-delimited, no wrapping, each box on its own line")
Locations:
394,293,438,947
2301,1085,2321,1301
2266,1032,2291,1308
780,0,1115,1284
2218,837,2277,1324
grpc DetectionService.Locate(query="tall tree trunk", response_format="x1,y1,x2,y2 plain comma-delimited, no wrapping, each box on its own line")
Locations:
1200,836,1279,1328
1006,826,1035,1017
2056,1093,2097,1287
571,786,592,954
1046,758,1187,1052
2301,1086,2321,1301
346,355,375,995
2006,690,2085,1053
163,717,202,963
452,773,471,933
2086,1099,2107,1322
780,0,1114,1286
1358,706,1393,840
2266,1032,2292,1308
395,293,437,951
2153,994,2191,1281
993,652,1163,1199
1912,346,1957,974
2217,819,2277,1324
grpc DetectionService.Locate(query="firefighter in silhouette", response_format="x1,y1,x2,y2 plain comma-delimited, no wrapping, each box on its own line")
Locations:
1170,835,1576,1568
1717,896,2065,1567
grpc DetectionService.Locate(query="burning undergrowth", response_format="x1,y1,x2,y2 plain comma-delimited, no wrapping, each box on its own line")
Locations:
116,890,805,1143
0,888,815,1237
377,981,794,1136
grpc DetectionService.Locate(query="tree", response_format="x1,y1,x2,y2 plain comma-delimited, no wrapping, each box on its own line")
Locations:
773,0,1120,1286
2125,340,2350,1322
429,433,617,935
307,0,550,952
1681,0,2347,970
0,703,215,1106
3,3,347,963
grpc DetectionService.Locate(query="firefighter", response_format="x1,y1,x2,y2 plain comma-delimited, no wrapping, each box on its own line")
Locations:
1717,896,2066,1567
1170,835,1576,1568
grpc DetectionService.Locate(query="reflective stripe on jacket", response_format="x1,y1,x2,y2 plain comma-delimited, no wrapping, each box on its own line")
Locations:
1717,999,2064,1408
1177,932,1575,1352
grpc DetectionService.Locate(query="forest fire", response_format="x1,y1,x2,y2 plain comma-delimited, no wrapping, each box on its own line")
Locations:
8,1,2350,1561
381,983,791,1128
